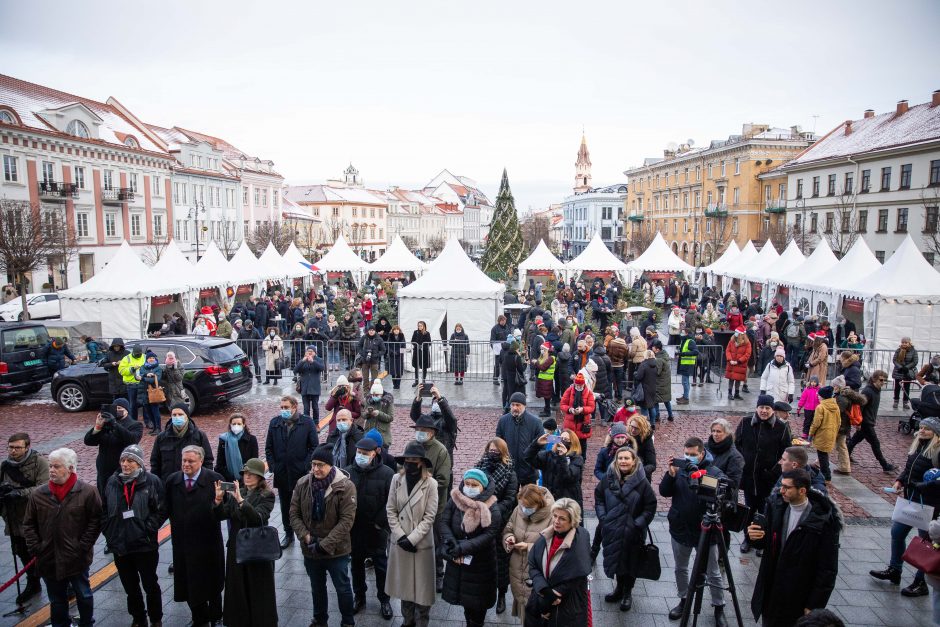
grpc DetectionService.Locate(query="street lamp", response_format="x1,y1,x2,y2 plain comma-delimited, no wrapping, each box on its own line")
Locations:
796,197,806,251
188,201,207,260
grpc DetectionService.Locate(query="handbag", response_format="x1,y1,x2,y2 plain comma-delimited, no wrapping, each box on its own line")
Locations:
235,525,283,564
146,384,166,404
903,536,940,575
514,368,527,388
892,495,935,531
634,527,661,580
631,382,645,405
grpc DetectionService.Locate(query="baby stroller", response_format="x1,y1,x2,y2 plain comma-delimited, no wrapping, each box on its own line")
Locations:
902,383,940,434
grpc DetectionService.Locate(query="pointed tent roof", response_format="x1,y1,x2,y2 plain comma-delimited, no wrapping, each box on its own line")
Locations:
801,238,881,293
60,241,154,299
627,232,693,274
368,235,428,273
755,241,805,283
727,240,778,280
147,240,196,295
229,241,270,283
566,233,629,272
398,238,503,299
189,241,233,289
720,240,758,278
775,240,839,287
519,239,566,272
316,235,368,272
258,242,304,279
283,242,315,274
703,241,740,274
842,235,940,302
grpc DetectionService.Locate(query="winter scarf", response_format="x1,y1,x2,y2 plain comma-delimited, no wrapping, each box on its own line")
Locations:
707,434,733,456
119,468,143,484
5,448,35,468
475,455,515,495
219,429,245,480
49,473,77,502
309,467,336,522
332,433,349,469
450,486,497,533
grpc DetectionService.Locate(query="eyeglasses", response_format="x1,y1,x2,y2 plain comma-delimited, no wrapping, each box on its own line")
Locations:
7,445,26,450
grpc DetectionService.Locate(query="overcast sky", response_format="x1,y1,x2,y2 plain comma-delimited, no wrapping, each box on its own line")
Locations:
2,1,938,211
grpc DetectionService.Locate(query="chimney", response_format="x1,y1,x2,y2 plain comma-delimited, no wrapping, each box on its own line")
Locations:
844,120,853,136
932,90,940,107
896,100,909,116
863,109,875,119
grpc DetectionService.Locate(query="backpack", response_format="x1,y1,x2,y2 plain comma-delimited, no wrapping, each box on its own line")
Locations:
848,403,863,427
785,320,801,340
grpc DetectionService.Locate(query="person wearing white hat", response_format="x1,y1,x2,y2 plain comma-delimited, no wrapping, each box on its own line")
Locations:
364,379,394,448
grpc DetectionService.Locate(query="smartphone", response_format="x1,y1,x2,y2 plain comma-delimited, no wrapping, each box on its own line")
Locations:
220,482,236,492
419,382,434,397
546,434,561,446
752,513,768,528
883,486,898,494
100,403,118,418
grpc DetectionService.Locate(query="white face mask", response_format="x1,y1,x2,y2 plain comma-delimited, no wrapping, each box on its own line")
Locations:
414,431,430,443
231,424,244,435
462,486,481,498
269,332,276,337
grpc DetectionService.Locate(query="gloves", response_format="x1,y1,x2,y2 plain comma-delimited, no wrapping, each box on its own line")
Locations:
307,540,327,556
397,537,417,553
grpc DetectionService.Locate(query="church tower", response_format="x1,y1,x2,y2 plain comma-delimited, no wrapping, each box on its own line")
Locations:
574,133,592,193
344,163,362,187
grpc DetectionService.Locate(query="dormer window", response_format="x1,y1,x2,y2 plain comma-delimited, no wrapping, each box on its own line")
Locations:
66,120,90,138
124,136,139,148
0,110,15,125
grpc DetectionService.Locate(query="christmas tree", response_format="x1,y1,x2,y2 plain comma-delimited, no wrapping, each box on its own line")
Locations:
481,168,525,278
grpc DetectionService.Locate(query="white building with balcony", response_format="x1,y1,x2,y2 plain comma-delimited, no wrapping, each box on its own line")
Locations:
560,184,628,259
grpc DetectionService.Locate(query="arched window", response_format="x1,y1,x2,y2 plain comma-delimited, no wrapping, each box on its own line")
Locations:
0,109,15,124
124,136,139,148
66,120,90,138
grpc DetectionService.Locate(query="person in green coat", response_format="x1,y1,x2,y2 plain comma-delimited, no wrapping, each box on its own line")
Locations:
364,379,395,447
653,340,675,422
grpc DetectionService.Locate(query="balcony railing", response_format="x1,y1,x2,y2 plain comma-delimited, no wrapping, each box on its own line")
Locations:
37,181,79,201
763,205,787,214
704,204,728,217
102,188,135,204
627,213,645,222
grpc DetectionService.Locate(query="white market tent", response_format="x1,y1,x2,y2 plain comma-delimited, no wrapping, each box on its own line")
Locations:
283,242,316,276
794,238,882,322
398,238,504,372
316,235,368,285
626,232,694,280
518,239,566,288
147,240,198,324
775,240,839,289
259,242,306,285
229,241,272,286
727,240,778,280
840,235,940,349
756,241,806,284
719,240,758,293
565,232,629,281
701,241,740,284
367,235,429,276
188,242,232,291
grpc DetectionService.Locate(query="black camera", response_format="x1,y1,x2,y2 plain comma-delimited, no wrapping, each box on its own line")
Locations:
688,473,750,532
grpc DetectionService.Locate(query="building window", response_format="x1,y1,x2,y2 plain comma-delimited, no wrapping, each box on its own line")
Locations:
379,228,383,239
103,170,113,191
105,213,117,238
875,251,885,263
129,173,138,193
925,252,936,266
732,217,738,235
810,213,818,233
226,188,235,208
796,179,803,199
824,212,834,233
695,166,701,182
844,172,853,194
673,220,678,234
764,185,771,206
332,207,339,217
76,212,89,238
243,186,249,205
260,189,267,207
705,218,712,234
42,161,55,184
794,213,802,230
153,214,164,238
734,158,740,175
707,164,713,179
370,207,376,218
827,174,836,196
130,214,141,237
352,207,358,217
877,208,889,232
778,183,786,200
861,169,871,193
811,176,820,197
683,218,689,233
273,190,279,208
694,191,701,207
896,207,908,232
2,155,17,182
253,188,260,206
151,176,160,196
931,160,940,186
840,212,851,233
926,206,939,233
858,209,868,233
880,167,892,191
900,163,912,190
66,120,89,138
733,187,740,206
0,110,15,124
720,161,726,177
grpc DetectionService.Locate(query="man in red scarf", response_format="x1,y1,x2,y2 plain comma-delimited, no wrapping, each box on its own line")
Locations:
22,447,101,627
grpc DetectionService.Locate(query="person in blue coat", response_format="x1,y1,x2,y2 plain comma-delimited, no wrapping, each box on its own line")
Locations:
264,395,319,549
45,338,75,372
294,345,324,420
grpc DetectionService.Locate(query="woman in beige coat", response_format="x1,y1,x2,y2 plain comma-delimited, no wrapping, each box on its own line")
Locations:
261,327,284,385
628,327,648,386
804,334,830,386
502,484,555,623
386,441,439,627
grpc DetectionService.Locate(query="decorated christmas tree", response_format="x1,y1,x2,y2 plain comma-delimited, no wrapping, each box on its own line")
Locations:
481,168,525,278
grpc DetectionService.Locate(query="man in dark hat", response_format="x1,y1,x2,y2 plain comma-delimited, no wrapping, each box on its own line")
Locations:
496,392,543,486
83,397,144,500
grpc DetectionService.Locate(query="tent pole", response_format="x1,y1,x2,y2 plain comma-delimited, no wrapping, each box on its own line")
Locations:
138,297,144,339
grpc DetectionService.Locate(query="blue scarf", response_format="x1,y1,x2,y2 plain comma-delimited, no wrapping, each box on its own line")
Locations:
218,430,244,480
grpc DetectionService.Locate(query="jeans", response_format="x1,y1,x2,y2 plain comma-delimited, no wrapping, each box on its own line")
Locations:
302,394,319,422
672,538,725,607
142,403,160,431
643,404,659,427
304,554,355,626
45,569,94,627
114,550,162,624
125,383,140,420
612,366,625,399
329,345,340,370
681,375,691,399
492,351,502,380
662,401,674,419
351,543,389,602
891,521,927,583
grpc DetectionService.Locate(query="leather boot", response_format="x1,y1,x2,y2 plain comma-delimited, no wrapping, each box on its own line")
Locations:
869,566,901,584
620,592,633,612
496,592,506,614
15,577,40,605
604,577,624,603
280,530,294,549
714,605,728,627
668,598,686,620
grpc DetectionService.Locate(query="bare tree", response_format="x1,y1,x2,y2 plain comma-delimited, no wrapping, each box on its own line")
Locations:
400,235,417,250
820,191,860,258
246,220,294,254
43,204,79,288
701,213,732,265
141,234,171,266
0,199,62,319
216,220,241,259
426,235,445,256
295,221,323,261
321,216,347,243
920,186,940,259
761,214,792,255
521,214,551,251
625,221,654,261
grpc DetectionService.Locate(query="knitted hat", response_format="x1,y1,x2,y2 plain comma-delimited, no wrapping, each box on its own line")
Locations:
818,386,834,399
370,379,383,395
756,394,775,408
241,458,266,478
336,375,349,387
610,422,628,437
312,444,334,466
462,468,489,488
355,437,379,452
775,346,786,358
809,375,820,384
120,445,145,468
365,428,384,447
831,375,847,390
574,373,586,385
509,392,527,405
542,418,558,432
113,397,131,412
920,417,940,435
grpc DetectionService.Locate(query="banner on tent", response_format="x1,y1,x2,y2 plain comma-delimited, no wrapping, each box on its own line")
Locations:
151,295,175,307
842,297,864,313
236,284,253,295
225,287,235,298
374,272,404,279
645,271,675,281
199,287,219,299
327,271,345,280
526,270,554,278
581,270,615,279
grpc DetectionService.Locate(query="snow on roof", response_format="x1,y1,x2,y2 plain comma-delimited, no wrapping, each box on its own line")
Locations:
728,240,778,280
774,240,839,288
316,235,368,272
566,233,629,272
398,238,502,299
519,240,566,272
800,238,881,293
785,100,940,167
627,232,694,274
753,241,805,283
702,241,740,274
841,235,940,302
60,242,155,299
368,235,428,273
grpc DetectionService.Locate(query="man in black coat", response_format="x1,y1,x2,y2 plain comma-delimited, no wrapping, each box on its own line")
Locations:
357,326,385,383
237,321,263,382
734,394,792,555
747,469,842,627
150,406,214,481
495,392,543,486
83,397,143,498
166,445,225,627
490,315,510,384
848,370,897,472
345,437,395,619
100,337,129,401
265,394,318,548
409,385,459,457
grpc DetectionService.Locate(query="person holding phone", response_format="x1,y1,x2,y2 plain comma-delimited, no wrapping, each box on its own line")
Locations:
84,398,143,499
215,414,259,483
525,430,584,510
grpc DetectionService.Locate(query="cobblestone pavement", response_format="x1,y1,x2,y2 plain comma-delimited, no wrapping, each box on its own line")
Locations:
0,378,932,626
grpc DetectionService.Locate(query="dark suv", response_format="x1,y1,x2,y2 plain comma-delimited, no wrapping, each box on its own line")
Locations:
0,322,53,395
51,336,253,414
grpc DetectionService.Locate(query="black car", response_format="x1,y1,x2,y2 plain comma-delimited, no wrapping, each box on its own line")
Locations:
51,336,253,414
0,322,53,395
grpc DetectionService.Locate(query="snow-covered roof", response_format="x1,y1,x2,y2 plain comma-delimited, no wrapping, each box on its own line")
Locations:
627,232,694,274
519,240,566,272
398,238,502,299
60,242,155,299
728,240,778,280
316,235,368,272
753,241,805,283
800,238,881,293
774,240,839,288
368,235,428,273
565,233,629,272
702,241,740,274
784,99,940,168
841,235,940,302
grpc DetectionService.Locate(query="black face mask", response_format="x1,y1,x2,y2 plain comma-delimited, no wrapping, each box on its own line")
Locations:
486,451,501,462
404,461,423,476
132,349,142,358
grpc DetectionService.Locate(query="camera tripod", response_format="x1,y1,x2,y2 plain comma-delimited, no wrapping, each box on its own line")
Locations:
680,507,745,627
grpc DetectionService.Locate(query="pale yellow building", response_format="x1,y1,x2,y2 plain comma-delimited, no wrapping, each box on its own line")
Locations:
623,124,815,266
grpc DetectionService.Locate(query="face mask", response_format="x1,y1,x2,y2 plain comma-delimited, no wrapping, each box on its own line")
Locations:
355,453,371,468
414,431,430,443
684,455,700,465
404,461,422,475
520,505,536,517
269,332,276,337
336,422,351,433
280,409,292,419
231,424,244,435
430,402,441,414
486,451,501,462
171,416,186,429
132,349,142,358
146,360,157,367
371,395,382,403
462,486,482,498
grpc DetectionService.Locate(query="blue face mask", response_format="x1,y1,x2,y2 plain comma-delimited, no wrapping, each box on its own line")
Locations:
280,409,292,419
171,416,186,428
462,486,481,498
337,422,350,433
371,395,382,403
685,454,700,465
355,453,371,468
520,505,536,517
414,431,430,443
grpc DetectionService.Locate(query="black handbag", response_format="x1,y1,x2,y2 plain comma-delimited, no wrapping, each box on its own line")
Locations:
634,527,661,580
235,525,283,564
631,382,645,405
514,367,528,388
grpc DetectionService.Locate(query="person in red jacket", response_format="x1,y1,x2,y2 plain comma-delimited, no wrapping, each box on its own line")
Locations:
560,373,596,457
725,326,752,401
726,306,743,333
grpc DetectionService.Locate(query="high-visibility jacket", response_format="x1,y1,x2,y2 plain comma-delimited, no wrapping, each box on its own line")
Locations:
118,353,146,384
537,356,556,380
679,339,697,367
